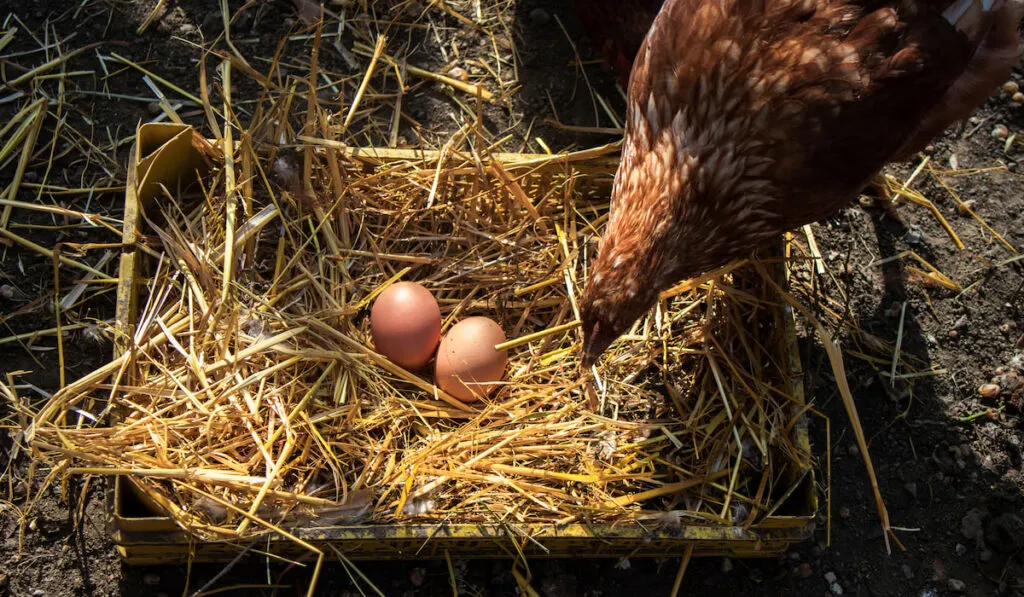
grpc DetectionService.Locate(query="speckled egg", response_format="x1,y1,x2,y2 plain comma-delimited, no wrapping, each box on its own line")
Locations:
434,317,508,402
370,281,442,370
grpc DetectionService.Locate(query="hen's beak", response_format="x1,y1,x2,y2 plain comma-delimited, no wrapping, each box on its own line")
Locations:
581,322,612,368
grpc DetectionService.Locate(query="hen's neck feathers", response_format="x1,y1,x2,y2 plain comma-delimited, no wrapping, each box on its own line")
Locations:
578,0,1024,363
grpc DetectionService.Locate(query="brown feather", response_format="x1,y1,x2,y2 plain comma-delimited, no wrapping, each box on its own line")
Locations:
580,0,1024,364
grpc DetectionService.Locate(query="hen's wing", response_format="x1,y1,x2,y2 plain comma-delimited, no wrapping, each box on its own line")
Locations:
572,0,664,86
625,0,1022,242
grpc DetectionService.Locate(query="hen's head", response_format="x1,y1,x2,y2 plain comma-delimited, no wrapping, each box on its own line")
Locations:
579,1,784,367
578,134,688,367
578,115,724,367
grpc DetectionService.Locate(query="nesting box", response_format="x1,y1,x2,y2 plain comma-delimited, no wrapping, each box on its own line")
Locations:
98,123,817,564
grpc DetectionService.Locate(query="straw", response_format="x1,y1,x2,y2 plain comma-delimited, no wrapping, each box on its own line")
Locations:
15,4,813,574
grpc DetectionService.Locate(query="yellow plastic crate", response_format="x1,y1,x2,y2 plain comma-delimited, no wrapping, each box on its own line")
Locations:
108,123,817,565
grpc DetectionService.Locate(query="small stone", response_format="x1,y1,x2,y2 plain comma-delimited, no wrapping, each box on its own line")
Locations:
447,66,469,82
962,508,985,540
847,444,859,457
1006,81,1021,94
901,563,914,580
858,195,876,209
992,125,1010,140
793,563,813,579
1014,92,1024,104
986,513,1024,552
947,579,966,592
720,557,733,573
904,482,918,500
146,102,162,115
839,506,851,519
957,199,976,215
979,383,1001,399
0,285,15,300
824,571,837,584
528,8,550,24
955,543,967,557
954,315,968,329
905,227,924,245
32,590,44,597
178,22,196,33
830,582,844,595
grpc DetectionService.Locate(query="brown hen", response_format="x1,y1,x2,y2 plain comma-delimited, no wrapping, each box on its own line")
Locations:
578,0,1024,365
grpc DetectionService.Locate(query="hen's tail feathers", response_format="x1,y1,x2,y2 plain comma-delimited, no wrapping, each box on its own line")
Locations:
893,0,1023,160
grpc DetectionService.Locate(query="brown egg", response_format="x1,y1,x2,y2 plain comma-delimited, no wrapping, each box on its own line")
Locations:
435,317,508,402
370,281,442,370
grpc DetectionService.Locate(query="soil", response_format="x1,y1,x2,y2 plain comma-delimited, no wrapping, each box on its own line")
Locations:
2,1,1024,596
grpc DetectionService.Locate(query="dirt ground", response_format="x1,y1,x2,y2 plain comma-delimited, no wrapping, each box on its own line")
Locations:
2,1,1024,596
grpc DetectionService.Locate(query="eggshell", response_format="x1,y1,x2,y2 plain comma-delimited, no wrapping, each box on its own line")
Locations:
370,282,442,370
435,317,508,402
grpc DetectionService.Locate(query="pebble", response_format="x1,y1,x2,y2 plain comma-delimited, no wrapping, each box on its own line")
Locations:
979,383,1001,399
1014,92,1024,104
987,513,1024,552
142,572,160,585
720,558,733,573
847,444,859,457
904,482,918,500
1007,81,1021,94
447,66,469,82
178,22,196,33
824,571,837,583
901,563,914,580
528,8,550,24
839,506,851,519
830,582,844,595
32,590,44,597
793,563,813,579
961,508,985,541
904,227,924,245
954,315,968,329
947,579,966,592
992,124,1010,140
955,543,968,557
957,199,976,215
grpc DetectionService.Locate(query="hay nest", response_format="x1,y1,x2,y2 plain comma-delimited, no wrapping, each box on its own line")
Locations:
23,123,810,545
